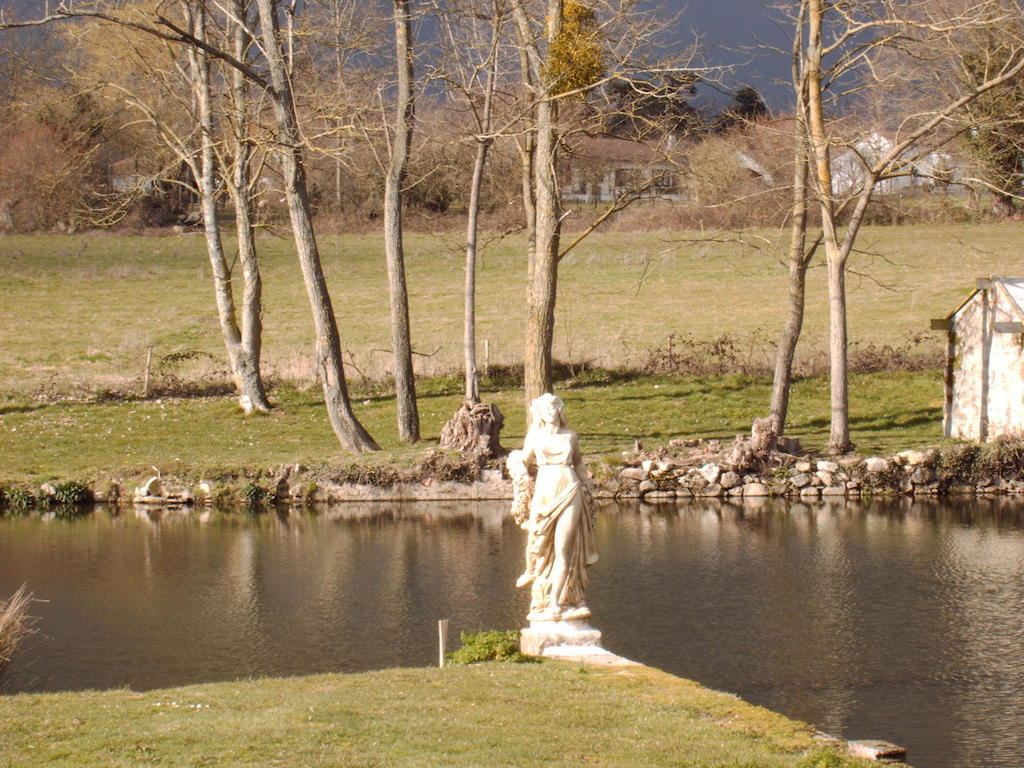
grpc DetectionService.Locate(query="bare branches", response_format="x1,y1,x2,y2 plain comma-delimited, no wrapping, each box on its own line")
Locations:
0,2,270,89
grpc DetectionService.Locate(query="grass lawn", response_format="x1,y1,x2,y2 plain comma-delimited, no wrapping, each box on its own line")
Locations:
0,223,990,482
0,370,943,484
0,661,869,768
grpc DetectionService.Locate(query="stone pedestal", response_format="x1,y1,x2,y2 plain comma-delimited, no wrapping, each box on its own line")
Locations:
847,740,907,762
520,619,603,657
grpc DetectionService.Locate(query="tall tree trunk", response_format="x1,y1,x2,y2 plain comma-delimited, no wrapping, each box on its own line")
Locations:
464,135,490,406
769,1,813,436
255,0,379,451
516,33,540,315
514,0,562,404
804,0,852,453
462,4,502,405
516,43,537,297
519,132,537,294
383,0,420,442
825,252,850,451
769,140,813,435
228,0,270,412
189,3,269,414
333,0,346,210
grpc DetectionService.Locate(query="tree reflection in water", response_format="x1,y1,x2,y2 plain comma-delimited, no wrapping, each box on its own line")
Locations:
1,498,1022,768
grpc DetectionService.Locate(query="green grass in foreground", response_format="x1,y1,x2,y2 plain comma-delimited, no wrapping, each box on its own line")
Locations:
0,371,942,484
0,662,869,768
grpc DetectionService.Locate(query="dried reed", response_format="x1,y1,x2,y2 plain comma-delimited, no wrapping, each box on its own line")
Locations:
0,584,36,676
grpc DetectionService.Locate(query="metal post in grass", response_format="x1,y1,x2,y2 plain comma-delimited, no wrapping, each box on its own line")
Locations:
438,619,449,667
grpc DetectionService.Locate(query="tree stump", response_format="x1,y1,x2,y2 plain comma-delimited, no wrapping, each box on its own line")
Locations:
439,401,505,455
750,417,778,455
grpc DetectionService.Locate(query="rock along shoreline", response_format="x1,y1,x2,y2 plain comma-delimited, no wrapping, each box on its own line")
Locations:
5,432,1024,511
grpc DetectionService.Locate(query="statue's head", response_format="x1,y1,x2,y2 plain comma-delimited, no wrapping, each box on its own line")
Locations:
530,392,565,429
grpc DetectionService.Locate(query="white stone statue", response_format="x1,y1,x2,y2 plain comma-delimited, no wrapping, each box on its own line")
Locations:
508,393,598,622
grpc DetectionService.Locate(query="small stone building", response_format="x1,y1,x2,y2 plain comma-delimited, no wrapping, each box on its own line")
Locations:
932,277,1024,441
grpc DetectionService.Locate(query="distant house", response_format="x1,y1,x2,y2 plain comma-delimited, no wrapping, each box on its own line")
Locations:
560,137,686,204
109,158,156,194
831,132,966,197
932,278,1024,441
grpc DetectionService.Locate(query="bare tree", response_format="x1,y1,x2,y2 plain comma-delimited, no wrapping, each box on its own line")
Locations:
45,4,272,412
437,0,505,406
768,2,820,437
510,0,695,404
954,12,1024,216
3,0,380,451
382,0,420,443
511,0,562,403
221,0,271,412
186,2,270,412
437,0,508,454
253,0,379,450
796,0,1024,453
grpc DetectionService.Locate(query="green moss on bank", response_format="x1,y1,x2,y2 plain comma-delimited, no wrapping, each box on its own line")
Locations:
0,663,872,768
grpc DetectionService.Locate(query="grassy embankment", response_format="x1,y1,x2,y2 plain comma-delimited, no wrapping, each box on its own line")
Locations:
0,661,869,768
0,223,1019,483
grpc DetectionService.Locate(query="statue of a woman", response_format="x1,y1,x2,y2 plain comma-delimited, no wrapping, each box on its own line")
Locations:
508,393,598,622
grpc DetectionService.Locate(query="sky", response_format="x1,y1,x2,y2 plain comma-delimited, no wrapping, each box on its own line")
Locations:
672,0,795,110
0,0,796,109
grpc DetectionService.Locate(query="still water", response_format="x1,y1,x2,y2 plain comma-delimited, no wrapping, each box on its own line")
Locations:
1,498,1023,768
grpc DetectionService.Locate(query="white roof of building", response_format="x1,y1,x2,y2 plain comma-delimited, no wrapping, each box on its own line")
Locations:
997,278,1024,314
942,277,1024,321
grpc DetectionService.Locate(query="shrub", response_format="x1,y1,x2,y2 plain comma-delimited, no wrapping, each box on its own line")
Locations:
446,630,537,664
240,481,273,508
935,443,982,486
931,439,1024,487
50,481,92,506
0,487,34,513
0,585,36,678
976,438,1024,481
415,451,481,484
327,464,401,487
636,331,943,378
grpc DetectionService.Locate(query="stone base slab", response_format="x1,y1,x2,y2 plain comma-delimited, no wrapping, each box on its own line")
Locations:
520,619,602,657
847,740,907,761
541,644,640,666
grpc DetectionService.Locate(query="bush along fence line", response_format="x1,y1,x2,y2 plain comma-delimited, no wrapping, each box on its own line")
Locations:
5,436,1024,513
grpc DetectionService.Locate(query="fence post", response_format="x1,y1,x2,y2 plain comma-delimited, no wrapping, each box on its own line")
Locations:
438,619,449,667
143,346,154,397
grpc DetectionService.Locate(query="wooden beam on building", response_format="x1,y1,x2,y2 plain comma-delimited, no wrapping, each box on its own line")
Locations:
994,321,1024,334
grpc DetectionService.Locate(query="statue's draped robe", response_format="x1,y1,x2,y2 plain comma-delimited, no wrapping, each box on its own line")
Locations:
527,431,598,615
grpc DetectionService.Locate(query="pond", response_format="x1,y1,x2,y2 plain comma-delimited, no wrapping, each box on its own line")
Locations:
1,498,1023,768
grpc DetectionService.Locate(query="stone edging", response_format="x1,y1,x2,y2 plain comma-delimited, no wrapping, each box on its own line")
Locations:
6,441,1024,510
607,446,1024,501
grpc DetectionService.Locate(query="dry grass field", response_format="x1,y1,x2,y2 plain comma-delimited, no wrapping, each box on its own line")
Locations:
1,222,1019,398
